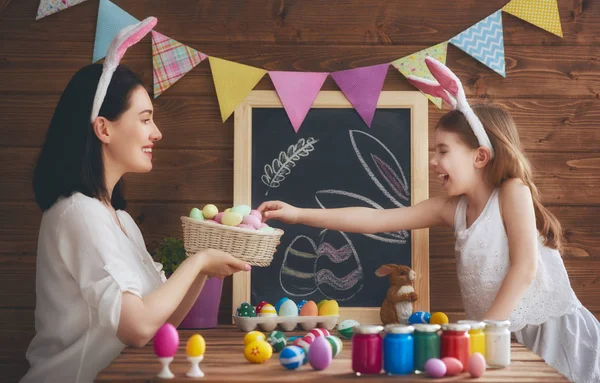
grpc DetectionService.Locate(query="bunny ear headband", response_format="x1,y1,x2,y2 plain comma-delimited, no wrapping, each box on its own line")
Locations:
91,17,158,122
406,56,494,159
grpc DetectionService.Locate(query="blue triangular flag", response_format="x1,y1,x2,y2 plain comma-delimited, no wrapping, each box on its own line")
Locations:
450,10,506,77
93,0,139,62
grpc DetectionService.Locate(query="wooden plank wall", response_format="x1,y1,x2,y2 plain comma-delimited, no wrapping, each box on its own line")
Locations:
0,1,598,381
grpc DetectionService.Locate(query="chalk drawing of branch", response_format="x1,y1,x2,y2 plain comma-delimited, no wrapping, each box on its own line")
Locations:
261,137,318,196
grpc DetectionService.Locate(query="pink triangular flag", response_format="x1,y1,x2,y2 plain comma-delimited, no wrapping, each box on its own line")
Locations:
268,71,328,133
331,63,389,127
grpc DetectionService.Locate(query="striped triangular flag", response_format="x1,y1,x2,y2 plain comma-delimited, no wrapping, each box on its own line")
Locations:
208,57,267,122
93,0,139,62
391,41,448,108
152,31,207,98
36,0,88,20
503,0,562,38
450,10,506,77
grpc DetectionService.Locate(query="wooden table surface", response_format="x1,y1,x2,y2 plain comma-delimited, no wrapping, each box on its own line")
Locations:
96,326,568,382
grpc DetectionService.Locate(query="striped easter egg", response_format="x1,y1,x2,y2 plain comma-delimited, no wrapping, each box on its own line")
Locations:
305,328,330,341
279,346,306,370
292,336,313,354
326,335,343,358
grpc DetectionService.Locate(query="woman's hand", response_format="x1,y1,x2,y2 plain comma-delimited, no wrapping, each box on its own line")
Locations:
193,249,251,279
257,200,300,224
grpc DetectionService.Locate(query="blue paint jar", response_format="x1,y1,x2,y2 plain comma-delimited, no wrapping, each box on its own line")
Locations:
383,324,415,375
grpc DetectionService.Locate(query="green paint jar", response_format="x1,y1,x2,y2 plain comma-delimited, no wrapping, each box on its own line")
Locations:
413,324,441,372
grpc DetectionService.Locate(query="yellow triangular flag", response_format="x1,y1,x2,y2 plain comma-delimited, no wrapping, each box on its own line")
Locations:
503,0,562,38
208,57,267,122
391,41,448,109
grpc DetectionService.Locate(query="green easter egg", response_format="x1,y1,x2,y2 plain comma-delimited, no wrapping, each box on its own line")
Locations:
337,319,359,339
258,226,275,233
326,335,343,357
231,204,251,217
236,302,257,317
267,331,287,352
189,208,204,220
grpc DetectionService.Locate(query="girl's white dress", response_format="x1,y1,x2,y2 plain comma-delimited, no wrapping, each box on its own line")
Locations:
20,193,166,383
454,188,600,383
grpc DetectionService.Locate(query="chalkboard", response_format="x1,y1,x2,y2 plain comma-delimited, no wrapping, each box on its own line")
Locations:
232,91,429,323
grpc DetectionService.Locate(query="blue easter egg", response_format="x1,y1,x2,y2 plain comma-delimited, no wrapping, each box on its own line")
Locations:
280,345,306,370
297,300,307,311
275,297,289,314
408,311,431,325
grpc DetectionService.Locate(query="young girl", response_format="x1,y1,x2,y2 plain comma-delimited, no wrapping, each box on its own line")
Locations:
258,57,599,382
21,19,252,383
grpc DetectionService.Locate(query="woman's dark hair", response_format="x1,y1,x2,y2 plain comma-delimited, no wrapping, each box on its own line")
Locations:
33,64,144,211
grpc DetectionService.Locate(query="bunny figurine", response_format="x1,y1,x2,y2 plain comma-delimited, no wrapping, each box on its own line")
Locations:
375,264,418,325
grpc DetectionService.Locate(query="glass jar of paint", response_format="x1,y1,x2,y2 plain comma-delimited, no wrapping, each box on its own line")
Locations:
458,320,486,357
484,320,511,368
441,323,471,371
352,325,384,375
383,324,414,375
413,324,441,372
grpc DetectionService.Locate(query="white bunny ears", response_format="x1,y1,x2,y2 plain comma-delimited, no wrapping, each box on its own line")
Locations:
91,17,158,122
406,56,494,159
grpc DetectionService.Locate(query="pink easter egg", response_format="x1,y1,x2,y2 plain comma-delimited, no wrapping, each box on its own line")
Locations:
425,358,447,378
442,357,463,376
467,352,486,378
214,212,224,224
250,209,262,221
237,223,255,230
308,336,332,370
260,223,268,228
153,323,179,358
242,214,261,229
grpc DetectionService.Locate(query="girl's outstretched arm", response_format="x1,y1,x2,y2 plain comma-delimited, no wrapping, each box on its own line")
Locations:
258,196,457,233
483,179,538,320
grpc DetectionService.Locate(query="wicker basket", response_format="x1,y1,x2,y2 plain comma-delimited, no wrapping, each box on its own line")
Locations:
181,216,283,267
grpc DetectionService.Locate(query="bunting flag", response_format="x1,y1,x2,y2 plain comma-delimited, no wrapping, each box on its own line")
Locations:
36,0,88,20
450,11,506,77
268,71,328,132
208,57,267,122
503,0,562,38
330,64,389,128
152,31,207,98
391,41,448,109
93,0,139,62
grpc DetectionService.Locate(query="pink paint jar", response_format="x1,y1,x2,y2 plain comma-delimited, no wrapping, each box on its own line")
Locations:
352,325,384,375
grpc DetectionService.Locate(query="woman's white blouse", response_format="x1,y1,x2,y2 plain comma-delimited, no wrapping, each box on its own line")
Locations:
20,193,166,383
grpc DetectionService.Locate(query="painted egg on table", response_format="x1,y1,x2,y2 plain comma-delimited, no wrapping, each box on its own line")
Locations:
408,311,431,325
308,336,332,370
326,335,343,358
425,358,447,378
259,304,277,317
189,208,204,220
275,298,289,314
318,300,339,316
186,334,206,357
442,357,463,376
202,204,219,219
292,336,313,353
222,212,243,226
255,301,269,314
296,300,307,311
242,214,262,229
305,328,330,341
280,345,305,370
244,340,272,363
430,312,449,326
468,352,486,378
153,323,179,358
231,204,251,217
337,319,360,339
236,302,256,317
267,331,287,352
244,331,266,346
279,299,298,317
299,301,318,316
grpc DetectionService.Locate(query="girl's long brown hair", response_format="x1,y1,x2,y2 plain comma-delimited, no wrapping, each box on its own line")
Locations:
438,104,563,251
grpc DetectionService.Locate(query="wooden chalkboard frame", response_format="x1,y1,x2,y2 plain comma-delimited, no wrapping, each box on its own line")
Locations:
232,90,429,324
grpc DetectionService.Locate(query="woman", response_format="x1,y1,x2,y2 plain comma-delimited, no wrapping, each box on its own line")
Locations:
21,19,250,383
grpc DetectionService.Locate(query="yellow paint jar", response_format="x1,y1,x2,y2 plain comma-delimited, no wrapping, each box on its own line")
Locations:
458,320,486,357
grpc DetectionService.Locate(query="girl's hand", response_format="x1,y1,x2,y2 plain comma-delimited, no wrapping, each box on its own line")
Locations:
193,249,251,279
257,200,300,224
